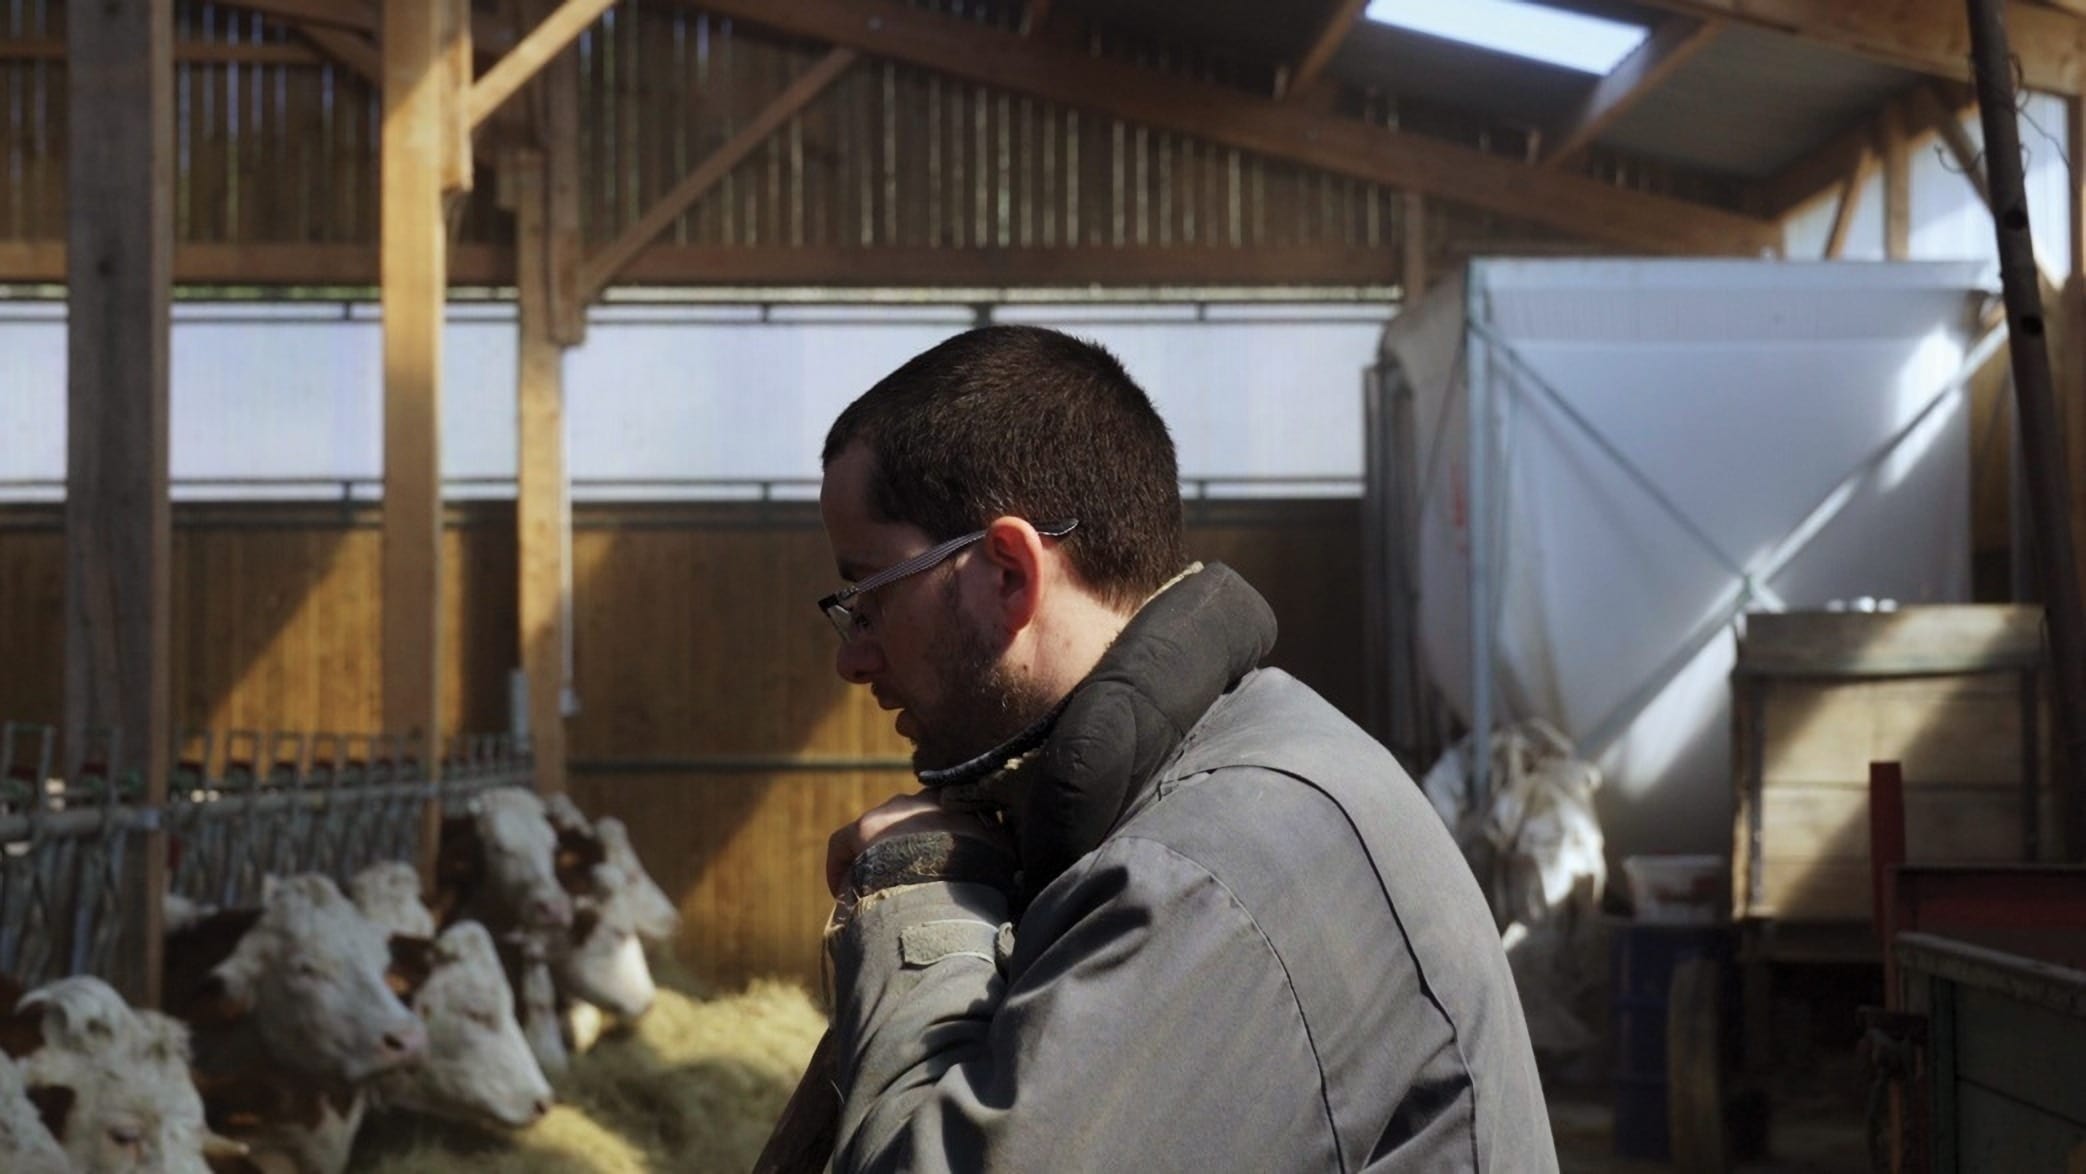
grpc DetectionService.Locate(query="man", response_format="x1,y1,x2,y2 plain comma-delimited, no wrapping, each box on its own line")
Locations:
816,325,1555,1171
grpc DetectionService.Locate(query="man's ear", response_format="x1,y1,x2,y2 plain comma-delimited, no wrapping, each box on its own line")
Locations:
978,517,1048,633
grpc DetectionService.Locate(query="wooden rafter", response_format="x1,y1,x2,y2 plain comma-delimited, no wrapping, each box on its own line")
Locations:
577,47,860,300
0,240,1424,287
467,0,617,131
1624,0,2086,95
680,0,1780,255
1755,84,1977,219
1907,83,1990,210
1541,18,1722,168
297,24,379,81
1286,0,1367,99
216,0,516,53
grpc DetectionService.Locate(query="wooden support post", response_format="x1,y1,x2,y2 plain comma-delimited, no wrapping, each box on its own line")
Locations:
384,0,452,872
543,0,586,346
67,0,172,1008
1882,99,1912,260
1402,191,1427,304
1966,0,2086,859
1824,145,1877,259
506,149,572,796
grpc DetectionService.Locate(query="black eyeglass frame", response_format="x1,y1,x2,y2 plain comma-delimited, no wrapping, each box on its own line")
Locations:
817,518,1079,641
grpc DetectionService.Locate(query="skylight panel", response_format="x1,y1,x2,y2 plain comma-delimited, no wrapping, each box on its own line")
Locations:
1363,0,1651,75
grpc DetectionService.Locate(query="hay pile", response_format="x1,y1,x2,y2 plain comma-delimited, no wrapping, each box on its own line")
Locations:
351,961,829,1173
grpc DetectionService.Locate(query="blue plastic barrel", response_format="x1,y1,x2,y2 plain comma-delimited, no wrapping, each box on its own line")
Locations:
1610,922,1732,1161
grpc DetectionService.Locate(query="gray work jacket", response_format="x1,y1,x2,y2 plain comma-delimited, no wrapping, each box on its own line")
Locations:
827,572,1555,1172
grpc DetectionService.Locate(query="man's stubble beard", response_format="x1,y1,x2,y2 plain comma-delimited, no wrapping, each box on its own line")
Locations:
909,577,1058,772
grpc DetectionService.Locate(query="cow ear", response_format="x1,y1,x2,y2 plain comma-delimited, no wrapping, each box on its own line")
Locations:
25,1083,75,1143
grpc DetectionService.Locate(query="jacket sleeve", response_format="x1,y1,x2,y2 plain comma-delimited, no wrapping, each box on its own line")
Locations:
825,834,1340,1173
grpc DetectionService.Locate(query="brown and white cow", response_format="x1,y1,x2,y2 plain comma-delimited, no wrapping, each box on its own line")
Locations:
440,789,657,1043
434,789,573,934
591,816,682,947
166,873,428,1174
1,975,231,1173
541,794,679,946
350,859,562,1115
370,922,553,1130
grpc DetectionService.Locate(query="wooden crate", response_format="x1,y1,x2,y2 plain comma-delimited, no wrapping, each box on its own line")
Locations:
1731,607,2051,925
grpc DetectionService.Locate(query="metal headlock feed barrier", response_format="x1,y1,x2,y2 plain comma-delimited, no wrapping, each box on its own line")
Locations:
0,721,533,988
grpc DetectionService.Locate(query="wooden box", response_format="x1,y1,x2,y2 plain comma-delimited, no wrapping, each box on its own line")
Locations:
1731,606,2051,925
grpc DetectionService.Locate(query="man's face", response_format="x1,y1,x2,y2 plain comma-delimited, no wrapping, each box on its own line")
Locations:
819,443,1051,770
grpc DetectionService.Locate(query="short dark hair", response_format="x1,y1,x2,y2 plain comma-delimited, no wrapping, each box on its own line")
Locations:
823,325,1188,609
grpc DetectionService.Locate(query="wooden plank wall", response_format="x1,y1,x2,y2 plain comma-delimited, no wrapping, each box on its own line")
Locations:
0,497,1363,989
0,507,515,738
0,0,1735,285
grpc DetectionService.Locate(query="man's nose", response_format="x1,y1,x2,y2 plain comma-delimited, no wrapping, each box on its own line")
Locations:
835,635,882,683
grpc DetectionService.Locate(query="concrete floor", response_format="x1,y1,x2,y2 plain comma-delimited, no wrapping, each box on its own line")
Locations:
1546,1054,1871,1173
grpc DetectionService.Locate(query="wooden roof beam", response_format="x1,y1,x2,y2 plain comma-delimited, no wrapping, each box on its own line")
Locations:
297,24,380,81
1756,83,1975,219
679,0,1780,255
1541,17,1722,168
1622,0,2086,95
578,47,859,300
467,0,616,130
217,0,516,53
1285,0,1368,99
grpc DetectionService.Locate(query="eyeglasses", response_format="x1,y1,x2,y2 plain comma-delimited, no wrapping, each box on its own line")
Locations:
818,518,1078,642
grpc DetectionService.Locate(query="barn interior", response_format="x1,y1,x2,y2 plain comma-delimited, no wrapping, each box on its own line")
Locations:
4,0,2086,1170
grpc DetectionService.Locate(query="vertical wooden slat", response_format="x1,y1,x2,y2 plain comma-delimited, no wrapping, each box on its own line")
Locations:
66,0,172,1008
383,0,451,874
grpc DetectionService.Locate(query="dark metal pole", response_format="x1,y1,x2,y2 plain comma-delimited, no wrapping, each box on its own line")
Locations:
1965,0,2086,858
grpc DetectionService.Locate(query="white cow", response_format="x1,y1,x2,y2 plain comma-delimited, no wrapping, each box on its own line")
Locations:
0,1046,70,1173
168,874,429,1174
372,922,554,1130
551,860,659,1023
9,976,223,1173
348,861,437,939
592,816,681,946
436,789,573,933
541,794,681,947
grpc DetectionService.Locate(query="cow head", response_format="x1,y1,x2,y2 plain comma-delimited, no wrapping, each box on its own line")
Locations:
349,861,437,939
548,863,657,1020
376,922,554,1130
473,790,574,932
592,817,681,946
13,978,217,1173
211,874,428,1083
